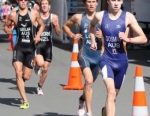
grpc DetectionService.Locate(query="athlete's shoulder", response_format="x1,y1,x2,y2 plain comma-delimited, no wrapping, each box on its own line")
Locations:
126,11,134,17
125,11,136,21
10,7,17,13
94,11,104,21
95,11,104,17
51,13,58,18
125,11,137,25
8,9,16,19
62,13,81,25
73,13,82,18
31,8,38,14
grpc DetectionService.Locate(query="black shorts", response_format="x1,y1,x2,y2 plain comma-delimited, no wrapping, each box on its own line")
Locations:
35,43,52,62
12,47,35,69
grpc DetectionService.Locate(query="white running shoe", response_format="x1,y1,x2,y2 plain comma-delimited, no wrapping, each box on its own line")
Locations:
86,113,92,116
78,102,85,116
34,65,41,75
37,87,44,95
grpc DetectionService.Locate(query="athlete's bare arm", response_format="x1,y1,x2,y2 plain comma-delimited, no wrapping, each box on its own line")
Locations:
90,12,103,50
119,12,147,44
51,14,61,36
123,27,129,54
4,10,16,34
62,14,82,39
32,9,45,43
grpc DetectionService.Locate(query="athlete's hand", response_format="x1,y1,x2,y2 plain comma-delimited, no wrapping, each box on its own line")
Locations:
72,34,82,41
90,41,97,51
119,32,130,42
4,26,12,34
34,35,40,44
96,28,102,38
52,15,59,27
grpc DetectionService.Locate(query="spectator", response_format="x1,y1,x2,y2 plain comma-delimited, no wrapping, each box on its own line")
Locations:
2,1,9,23
0,6,3,20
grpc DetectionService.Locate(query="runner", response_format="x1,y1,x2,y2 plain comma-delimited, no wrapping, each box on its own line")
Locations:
89,0,147,116
35,0,61,95
63,0,102,116
4,0,45,109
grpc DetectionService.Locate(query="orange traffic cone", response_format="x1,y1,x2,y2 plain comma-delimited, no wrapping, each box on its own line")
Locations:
63,40,83,90
8,34,13,51
132,66,149,116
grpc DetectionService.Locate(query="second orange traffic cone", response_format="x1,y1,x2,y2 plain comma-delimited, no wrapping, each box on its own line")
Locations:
132,66,149,116
63,40,83,90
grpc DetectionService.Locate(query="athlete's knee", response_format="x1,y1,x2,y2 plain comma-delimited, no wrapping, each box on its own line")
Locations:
37,62,44,67
35,55,44,67
36,60,44,67
107,88,116,101
23,73,31,80
42,67,48,73
85,79,93,89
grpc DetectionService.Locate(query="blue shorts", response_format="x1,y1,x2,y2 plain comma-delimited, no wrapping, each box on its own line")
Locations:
78,54,99,80
13,29,17,47
99,57,128,89
13,34,17,47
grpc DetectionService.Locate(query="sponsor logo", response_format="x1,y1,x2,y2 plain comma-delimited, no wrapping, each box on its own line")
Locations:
22,39,30,43
116,25,121,29
105,24,110,29
21,23,27,27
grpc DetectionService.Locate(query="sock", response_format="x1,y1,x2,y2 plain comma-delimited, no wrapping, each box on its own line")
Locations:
38,83,42,88
79,95,85,102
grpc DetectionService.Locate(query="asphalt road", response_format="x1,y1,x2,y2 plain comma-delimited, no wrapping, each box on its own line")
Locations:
0,22,150,116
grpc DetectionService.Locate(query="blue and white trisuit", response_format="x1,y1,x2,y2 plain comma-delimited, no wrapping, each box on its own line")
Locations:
99,10,128,89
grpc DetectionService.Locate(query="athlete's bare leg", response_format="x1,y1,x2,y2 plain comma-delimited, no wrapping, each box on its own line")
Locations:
102,89,119,116
35,54,44,67
38,61,50,87
13,61,27,102
83,67,94,115
103,78,118,116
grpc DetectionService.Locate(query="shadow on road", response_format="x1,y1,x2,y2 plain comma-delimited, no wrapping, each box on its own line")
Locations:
34,112,77,116
0,78,37,93
8,86,37,94
0,78,16,85
0,97,21,107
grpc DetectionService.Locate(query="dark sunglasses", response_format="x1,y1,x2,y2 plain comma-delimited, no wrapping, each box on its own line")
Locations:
19,0,28,2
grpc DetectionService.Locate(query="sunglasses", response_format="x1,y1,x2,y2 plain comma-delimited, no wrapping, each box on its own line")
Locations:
19,0,28,2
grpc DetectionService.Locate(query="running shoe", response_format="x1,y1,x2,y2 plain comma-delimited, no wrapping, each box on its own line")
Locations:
34,65,41,75
78,102,85,116
37,87,44,95
20,102,29,109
